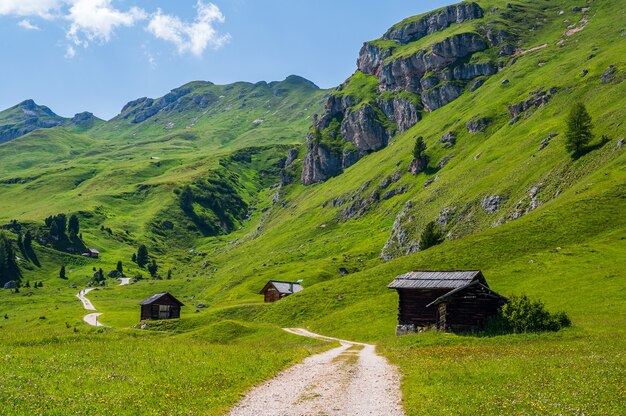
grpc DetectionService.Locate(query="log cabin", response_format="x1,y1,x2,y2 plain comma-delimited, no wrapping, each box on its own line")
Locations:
387,270,507,334
82,248,99,258
259,280,303,303
139,292,184,321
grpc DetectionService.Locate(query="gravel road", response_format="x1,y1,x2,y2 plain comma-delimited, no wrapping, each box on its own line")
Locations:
228,328,404,416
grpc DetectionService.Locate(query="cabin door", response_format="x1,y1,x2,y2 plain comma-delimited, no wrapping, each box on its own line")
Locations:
159,305,171,319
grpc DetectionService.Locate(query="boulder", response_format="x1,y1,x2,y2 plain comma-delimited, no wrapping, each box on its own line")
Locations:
466,117,491,133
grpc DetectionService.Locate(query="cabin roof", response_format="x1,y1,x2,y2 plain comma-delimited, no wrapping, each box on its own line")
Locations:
387,270,484,290
139,292,185,306
425,281,508,307
86,248,99,254
259,280,303,295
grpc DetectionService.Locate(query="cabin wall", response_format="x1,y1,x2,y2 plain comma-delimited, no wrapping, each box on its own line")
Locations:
397,289,450,327
140,299,182,320
438,287,505,332
263,288,281,303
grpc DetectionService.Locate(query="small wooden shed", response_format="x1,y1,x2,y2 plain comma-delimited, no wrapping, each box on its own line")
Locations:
259,280,303,303
387,270,507,334
82,248,100,258
139,292,184,321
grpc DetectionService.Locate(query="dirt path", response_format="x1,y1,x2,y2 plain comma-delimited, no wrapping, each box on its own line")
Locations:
83,312,104,327
228,328,404,416
76,288,96,311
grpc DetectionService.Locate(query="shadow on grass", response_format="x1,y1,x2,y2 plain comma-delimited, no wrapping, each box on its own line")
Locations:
571,135,611,159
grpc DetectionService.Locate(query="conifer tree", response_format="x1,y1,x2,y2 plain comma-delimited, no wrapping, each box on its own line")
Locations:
68,215,80,237
136,245,149,268
419,221,443,250
59,265,66,279
565,102,593,155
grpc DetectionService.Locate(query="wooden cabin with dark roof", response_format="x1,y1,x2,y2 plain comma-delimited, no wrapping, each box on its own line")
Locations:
259,280,303,303
139,292,184,321
387,271,507,334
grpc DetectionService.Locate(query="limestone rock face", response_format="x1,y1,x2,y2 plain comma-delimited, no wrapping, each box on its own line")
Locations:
302,2,516,185
376,33,489,93
376,98,421,132
301,136,343,185
382,2,484,45
341,105,391,153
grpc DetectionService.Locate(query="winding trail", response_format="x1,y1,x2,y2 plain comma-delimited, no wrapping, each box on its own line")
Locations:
77,278,130,327
228,328,404,416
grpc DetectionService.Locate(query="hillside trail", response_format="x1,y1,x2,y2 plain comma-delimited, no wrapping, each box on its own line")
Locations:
228,328,404,416
77,278,130,327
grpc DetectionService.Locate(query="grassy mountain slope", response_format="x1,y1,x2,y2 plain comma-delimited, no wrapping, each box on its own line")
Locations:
1,0,625,414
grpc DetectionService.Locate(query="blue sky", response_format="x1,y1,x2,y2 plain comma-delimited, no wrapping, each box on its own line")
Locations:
0,1,454,119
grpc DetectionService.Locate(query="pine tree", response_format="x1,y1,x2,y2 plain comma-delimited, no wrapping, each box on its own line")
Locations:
147,259,158,277
136,245,149,268
132,253,137,263
116,261,123,274
413,136,426,160
68,215,80,238
23,231,32,251
49,221,59,238
59,265,66,279
419,221,443,250
565,102,593,155
180,186,194,212
0,233,19,286
54,214,67,236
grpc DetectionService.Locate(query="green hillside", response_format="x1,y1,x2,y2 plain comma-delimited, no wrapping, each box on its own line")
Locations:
1,0,625,415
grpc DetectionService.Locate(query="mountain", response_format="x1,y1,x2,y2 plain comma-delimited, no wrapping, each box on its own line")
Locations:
0,1,625,415
0,99,67,143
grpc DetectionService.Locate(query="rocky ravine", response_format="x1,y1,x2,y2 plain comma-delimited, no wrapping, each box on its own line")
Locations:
302,2,516,185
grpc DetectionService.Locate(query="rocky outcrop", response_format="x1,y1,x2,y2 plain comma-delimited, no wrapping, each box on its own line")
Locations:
481,195,504,213
376,97,421,132
508,87,558,124
439,131,456,147
301,137,343,185
408,157,428,175
422,82,464,111
302,2,512,185
381,201,420,260
382,2,484,45
279,148,299,186
71,112,99,129
466,116,491,133
376,33,489,93
340,105,391,153
0,100,66,143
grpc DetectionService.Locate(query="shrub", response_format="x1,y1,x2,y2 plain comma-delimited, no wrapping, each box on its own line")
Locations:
494,294,571,333
419,221,443,250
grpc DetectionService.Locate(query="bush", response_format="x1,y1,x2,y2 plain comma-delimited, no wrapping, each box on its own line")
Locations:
492,294,571,333
419,221,443,250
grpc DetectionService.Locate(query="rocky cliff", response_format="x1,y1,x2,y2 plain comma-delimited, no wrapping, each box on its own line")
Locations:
302,2,517,185
0,100,66,143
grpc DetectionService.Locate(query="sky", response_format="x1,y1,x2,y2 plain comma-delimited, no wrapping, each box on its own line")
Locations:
0,0,455,120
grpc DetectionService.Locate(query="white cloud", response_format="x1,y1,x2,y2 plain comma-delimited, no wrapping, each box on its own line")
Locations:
65,44,76,58
18,19,40,30
66,0,146,46
147,1,230,57
0,0,61,19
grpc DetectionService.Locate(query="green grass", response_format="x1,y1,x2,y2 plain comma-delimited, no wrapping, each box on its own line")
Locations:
1,0,626,414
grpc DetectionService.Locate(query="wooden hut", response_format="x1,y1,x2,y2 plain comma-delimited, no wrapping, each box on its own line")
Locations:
259,280,303,303
139,292,184,321
387,271,507,334
82,248,100,258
